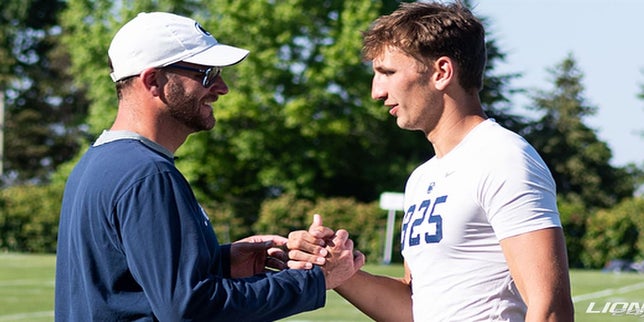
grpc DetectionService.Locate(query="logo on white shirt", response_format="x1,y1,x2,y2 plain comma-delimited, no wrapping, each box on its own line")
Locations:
427,182,435,194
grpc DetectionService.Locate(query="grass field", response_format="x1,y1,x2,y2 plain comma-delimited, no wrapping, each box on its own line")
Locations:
1,253,643,321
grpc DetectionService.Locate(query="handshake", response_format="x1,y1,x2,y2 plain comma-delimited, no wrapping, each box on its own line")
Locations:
230,214,365,289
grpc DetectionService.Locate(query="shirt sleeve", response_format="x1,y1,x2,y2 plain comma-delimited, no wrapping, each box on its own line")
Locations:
481,141,562,241
114,169,326,321
220,244,232,278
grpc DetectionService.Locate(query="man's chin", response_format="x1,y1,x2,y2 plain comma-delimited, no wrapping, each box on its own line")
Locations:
201,113,216,130
201,120,216,131
188,118,215,132
396,118,408,129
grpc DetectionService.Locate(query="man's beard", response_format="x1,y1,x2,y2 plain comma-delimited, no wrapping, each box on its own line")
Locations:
165,80,214,131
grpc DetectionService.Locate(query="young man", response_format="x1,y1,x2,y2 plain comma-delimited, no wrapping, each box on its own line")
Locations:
55,12,364,321
289,2,574,321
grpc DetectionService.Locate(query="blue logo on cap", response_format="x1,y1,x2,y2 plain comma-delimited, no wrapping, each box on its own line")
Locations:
195,22,212,37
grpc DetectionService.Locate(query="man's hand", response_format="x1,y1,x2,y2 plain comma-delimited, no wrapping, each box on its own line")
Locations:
230,235,289,278
287,214,366,289
322,228,366,289
287,214,333,269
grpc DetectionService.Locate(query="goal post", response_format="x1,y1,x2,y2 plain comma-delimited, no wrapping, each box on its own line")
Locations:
379,192,404,264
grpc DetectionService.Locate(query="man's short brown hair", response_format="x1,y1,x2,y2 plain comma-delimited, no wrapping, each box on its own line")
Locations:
362,1,486,92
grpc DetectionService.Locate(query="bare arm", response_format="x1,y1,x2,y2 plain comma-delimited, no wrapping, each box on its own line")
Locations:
287,214,412,320
334,262,413,322
500,227,574,322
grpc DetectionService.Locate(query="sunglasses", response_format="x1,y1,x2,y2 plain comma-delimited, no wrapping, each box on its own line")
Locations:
165,64,222,88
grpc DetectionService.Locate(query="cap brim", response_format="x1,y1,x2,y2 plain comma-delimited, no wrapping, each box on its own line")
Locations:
182,44,249,67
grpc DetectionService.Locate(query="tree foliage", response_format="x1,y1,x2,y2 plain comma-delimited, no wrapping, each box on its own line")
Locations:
178,0,412,232
254,194,389,263
0,183,63,252
582,197,644,269
557,196,589,268
525,54,637,209
0,0,641,268
476,16,526,134
0,0,89,184
57,0,527,239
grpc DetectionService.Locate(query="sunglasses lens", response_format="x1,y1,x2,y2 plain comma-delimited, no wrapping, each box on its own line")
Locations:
204,67,222,87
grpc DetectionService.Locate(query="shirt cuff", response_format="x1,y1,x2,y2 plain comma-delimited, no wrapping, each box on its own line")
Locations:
220,244,231,278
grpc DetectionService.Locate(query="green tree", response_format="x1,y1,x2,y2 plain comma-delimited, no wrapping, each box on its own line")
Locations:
525,54,637,210
179,0,405,233
0,0,89,184
0,182,63,252
253,194,387,263
637,70,644,185
60,0,522,239
475,14,526,135
582,197,644,269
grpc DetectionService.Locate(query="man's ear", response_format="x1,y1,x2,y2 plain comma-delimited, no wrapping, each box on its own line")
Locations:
140,68,163,96
432,56,454,91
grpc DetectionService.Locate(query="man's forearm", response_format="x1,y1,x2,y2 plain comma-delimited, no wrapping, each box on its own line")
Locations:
525,296,574,322
334,270,413,322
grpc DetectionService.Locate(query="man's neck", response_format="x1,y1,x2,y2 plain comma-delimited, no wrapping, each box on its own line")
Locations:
111,103,190,154
427,94,487,158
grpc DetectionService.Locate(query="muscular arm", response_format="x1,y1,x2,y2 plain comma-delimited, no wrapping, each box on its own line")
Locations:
334,262,413,322
500,227,574,322
287,215,412,321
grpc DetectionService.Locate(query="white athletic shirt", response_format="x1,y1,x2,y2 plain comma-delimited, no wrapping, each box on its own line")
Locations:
401,119,561,321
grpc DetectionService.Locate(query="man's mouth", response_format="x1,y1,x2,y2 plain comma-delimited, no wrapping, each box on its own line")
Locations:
202,96,218,109
388,105,398,116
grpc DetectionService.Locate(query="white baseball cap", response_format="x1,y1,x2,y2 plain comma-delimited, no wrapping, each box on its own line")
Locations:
108,12,250,82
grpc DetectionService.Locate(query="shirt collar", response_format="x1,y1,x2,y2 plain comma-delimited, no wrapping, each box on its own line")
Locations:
93,130,174,160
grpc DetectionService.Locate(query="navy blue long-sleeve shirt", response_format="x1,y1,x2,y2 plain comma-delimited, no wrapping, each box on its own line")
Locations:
55,131,325,321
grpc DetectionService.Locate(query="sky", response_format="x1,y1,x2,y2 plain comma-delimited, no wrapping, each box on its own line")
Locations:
472,0,643,167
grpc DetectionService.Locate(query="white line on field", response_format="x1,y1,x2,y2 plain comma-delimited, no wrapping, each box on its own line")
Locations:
0,311,54,321
572,281,644,303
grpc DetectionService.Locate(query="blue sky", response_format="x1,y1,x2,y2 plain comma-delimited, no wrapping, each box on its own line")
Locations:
472,0,643,167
